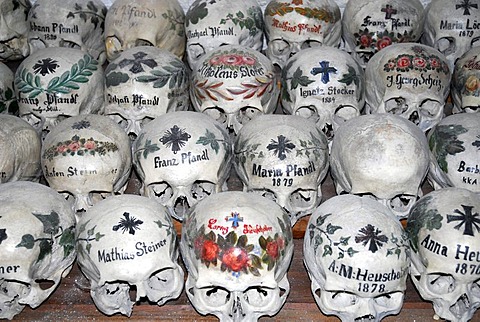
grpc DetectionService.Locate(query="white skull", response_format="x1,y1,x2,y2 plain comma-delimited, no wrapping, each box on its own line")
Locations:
234,114,329,226
105,0,186,62
190,45,279,135
0,181,76,319
180,191,294,321
365,43,451,132
14,47,104,139
303,194,410,322
0,114,41,183
422,0,480,72
330,114,430,219
406,188,480,322
280,46,365,142
104,46,190,140
427,113,480,194
133,111,232,221
185,0,264,69
0,62,17,114
75,194,184,317
27,0,107,65
452,46,480,113
0,0,30,61
342,0,425,68
41,114,132,216
264,0,341,70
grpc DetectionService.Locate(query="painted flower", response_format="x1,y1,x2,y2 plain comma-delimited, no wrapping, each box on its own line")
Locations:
209,55,223,65
356,29,374,48
397,56,411,69
68,141,81,152
413,57,427,69
84,140,96,150
222,54,244,66
56,144,68,153
429,57,441,69
465,75,480,92
242,56,256,65
376,36,392,51
221,247,249,272
266,240,279,259
202,239,220,262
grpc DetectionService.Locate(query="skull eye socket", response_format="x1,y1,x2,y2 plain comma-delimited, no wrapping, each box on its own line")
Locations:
419,99,441,117
147,182,173,204
107,114,128,131
188,43,206,60
334,105,359,123
437,37,456,57
251,188,277,202
324,290,358,306
426,273,456,294
148,268,176,290
135,39,154,47
197,285,231,306
289,189,317,210
192,181,216,200
243,286,278,308
295,105,319,122
384,97,408,115
204,107,226,123
21,113,43,130
105,36,122,58
269,39,290,55
388,194,417,214
374,291,404,308
301,39,322,50
237,106,262,124
28,37,47,51
59,39,81,49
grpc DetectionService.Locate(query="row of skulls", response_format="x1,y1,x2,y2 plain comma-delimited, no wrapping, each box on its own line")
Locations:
1,179,480,321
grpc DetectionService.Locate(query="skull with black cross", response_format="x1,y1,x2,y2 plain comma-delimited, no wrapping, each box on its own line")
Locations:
14,47,104,139
0,0,30,61
452,46,480,113
133,111,232,221
75,194,184,316
264,0,341,70
406,188,480,322
281,46,365,143
330,114,430,219
304,194,410,321
427,112,480,194
234,114,329,226
180,191,294,321
185,0,264,69
0,181,76,319
104,46,190,140
27,0,107,64
342,0,425,68
365,43,451,132
190,45,279,135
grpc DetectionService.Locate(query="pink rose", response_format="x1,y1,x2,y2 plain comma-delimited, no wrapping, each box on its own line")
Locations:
84,140,96,150
222,54,244,66
397,56,411,69
242,56,256,65
376,36,392,51
68,141,81,152
413,57,427,68
56,144,68,153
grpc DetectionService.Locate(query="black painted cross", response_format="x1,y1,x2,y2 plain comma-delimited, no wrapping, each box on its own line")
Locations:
456,0,478,15
381,4,397,19
267,135,296,160
118,52,158,74
311,61,337,84
447,204,480,236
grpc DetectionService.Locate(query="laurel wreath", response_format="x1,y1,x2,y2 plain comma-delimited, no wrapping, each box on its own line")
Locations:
15,54,98,99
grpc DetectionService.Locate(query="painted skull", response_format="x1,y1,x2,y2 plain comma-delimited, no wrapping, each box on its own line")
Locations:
41,114,132,217
75,194,184,316
0,114,41,183
104,46,190,140
428,112,480,194
27,0,107,65
330,114,430,219
452,46,480,113
0,181,76,319
422,0,480,72
0,61,17,114
406,188,480,322
14,47,104,139
304,194,410,322
264,0,341,70
104,0,186,62
190,44,279,135
180,191,294,321
342,0,425,68
365,43,451,132
185,0,264,69
0,0,30,61
280,46,365,143
234,114,329,226
133,111,232,221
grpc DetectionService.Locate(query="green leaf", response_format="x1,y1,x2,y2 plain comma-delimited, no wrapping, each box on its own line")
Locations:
95,232,105,241
17,234,35,249
59,226,76,258
86,243,92,254
33,211,60,235
38,239,53,261
322,245,332,257
259,235,267,249
326,223,341,235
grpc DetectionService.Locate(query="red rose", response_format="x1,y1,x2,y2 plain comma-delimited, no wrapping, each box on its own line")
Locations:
209,55,222,65
221,247,249,272
56,144,68,153
376,36,392,51
413,57,427,68
222,54,244,66
266,241,279,259
429,58,440,69
397,56,411,69
360,34,372,48
84,140,96,150
68,141,81,152
242,56,256,65
202,240,219,262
